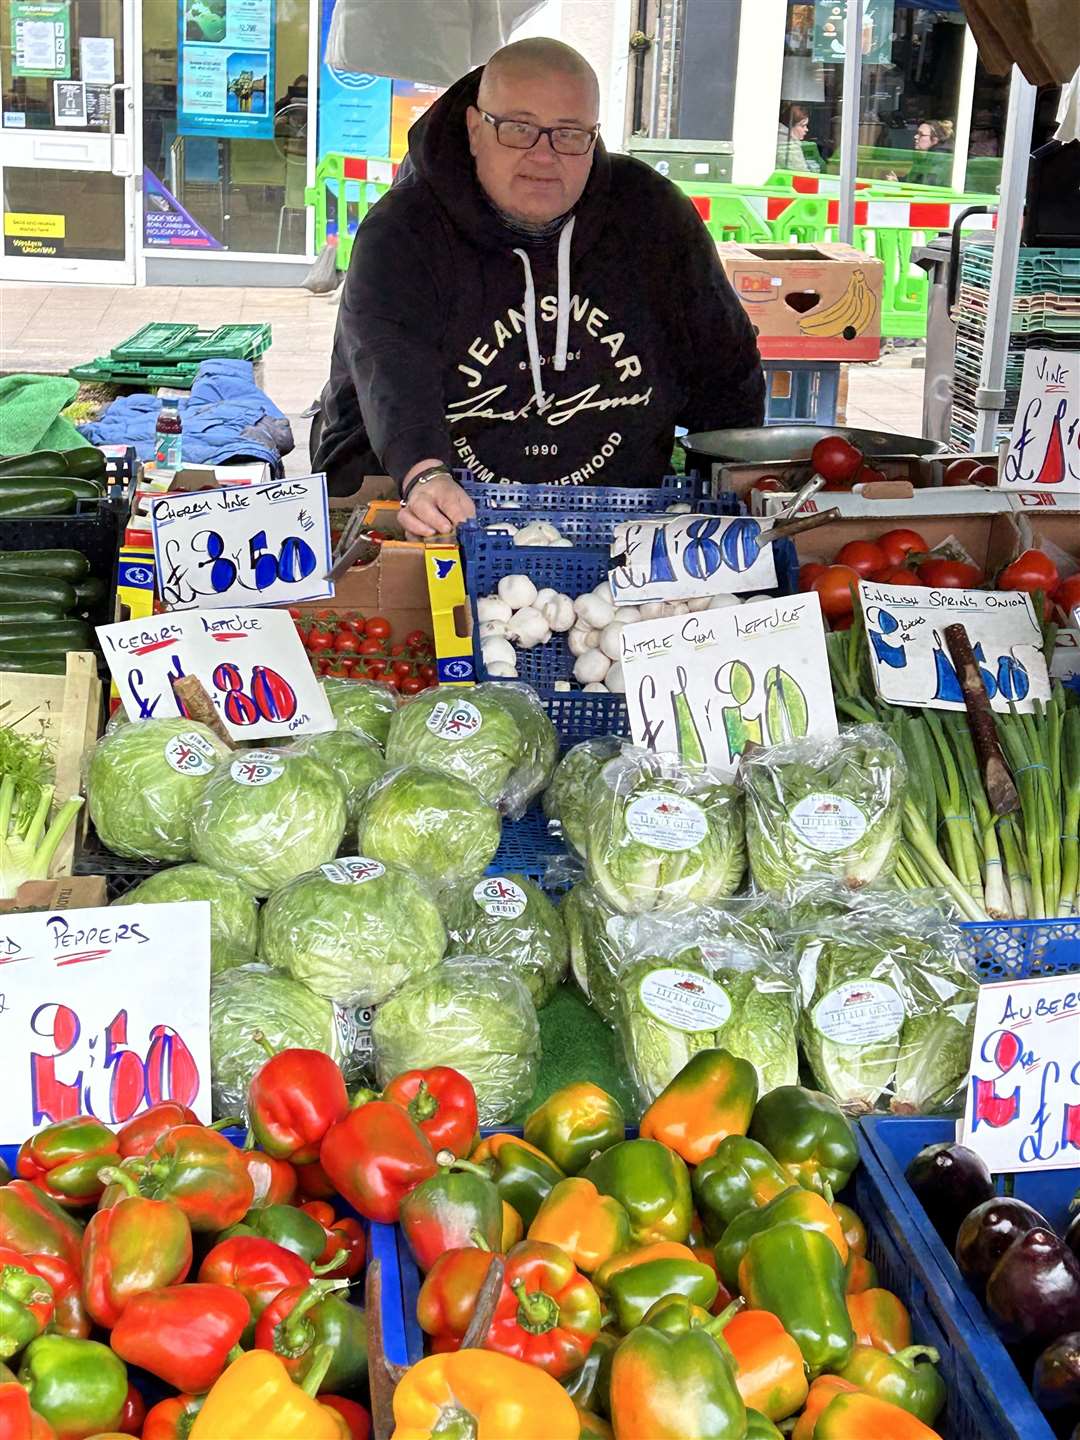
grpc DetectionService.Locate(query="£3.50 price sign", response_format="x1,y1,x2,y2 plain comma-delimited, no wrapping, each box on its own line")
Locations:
0,902,211,1136
151,473,334,611
609,514,778,606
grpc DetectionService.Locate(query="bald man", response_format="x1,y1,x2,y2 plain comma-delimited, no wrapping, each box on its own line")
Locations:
315,38,765,534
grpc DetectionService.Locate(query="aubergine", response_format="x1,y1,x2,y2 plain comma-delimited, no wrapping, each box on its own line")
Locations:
956,1197,1050,1291
1033,1332,1080,1432
985,1229,1080,1351
905,1142,995,1250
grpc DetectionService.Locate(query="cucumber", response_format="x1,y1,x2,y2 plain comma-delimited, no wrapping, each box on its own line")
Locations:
72,576,107,610
0,550,91,580
0,634,88,656
0,621,91,645
61,448,108,481
0,575,77,609
0,490,76,517
0,476,103,500
0,655,68,674
0,602,67,622
0,451,68,479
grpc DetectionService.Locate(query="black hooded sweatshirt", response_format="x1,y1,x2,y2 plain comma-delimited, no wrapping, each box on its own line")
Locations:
315,68,765,493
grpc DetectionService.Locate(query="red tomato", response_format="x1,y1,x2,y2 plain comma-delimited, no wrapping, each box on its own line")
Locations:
943,457,982,485
852,465,887,487
364,660,387,678
830,613,855,631
294,622,309,646
878,529,929,568
798,562,827,593
835,541,887,578
334,631,359,654
418,663,437,683
918,559,983,589
288,607,302,620
366,616,392,641
358,637,384,655
811,564,862,619
326,663,352,678
1054,574,1080,616
318,658,334,675
405,629,431,649
998,549,1059,594
399,676,425,695
968,464,998,488
307,631,333,654
390,642,408,657
392,660,412,678
871,566,927,587
811,436,863,484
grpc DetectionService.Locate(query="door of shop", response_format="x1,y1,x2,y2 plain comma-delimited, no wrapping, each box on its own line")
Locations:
0,0,138,283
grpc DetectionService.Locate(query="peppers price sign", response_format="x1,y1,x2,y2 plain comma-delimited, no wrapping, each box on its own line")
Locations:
961,968,1080,1172
0,902,212,1140
608,514,778,606
96,606,334,741
151,474,334,612
620,592,838,772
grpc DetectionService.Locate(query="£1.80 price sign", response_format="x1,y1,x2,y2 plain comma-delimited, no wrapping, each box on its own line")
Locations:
151,474,334,611
609,515,778,606
0,902,211,1137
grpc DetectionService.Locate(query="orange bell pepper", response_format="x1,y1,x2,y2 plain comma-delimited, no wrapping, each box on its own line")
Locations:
593,1242,697,1292
188,1349,348,1440
846,1289,912,1354
832,1204,866,1259
813,1391,942,1438
390,1350,580,1440
724,1308,809,1422
640,1049,758,1166
845,1255,878,1295
790,1376,860,1440
527,1179,632,1276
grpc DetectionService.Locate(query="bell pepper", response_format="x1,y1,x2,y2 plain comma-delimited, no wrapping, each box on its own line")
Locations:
189,1348,350,1440
117,1383,144,1436
609,1301,747,1440
399,1157,504,1273
249,1043,350,1165
299,1204,366,1279
561,1328,619,1418
104,1126,254,1233
140,1394,204,1440
18,1335,127,1440
383,1067,479,1161
115,1102,199,1160
605,1255,718,1332
502,1202,524,1249
845,1255,877,1294
692,1137,792,1240
0,1248,82,1344
15,1119,119,1209
832,1203,866,1258
723,1308,808,1422
745,1411,783,1439
594,1241,699,1291
0,1381,54,1440
0,1261,53,1360
198,1236,314,1336
255,1278,366,1393
583,1140,693,1245
320,1101,438,1224
0,1183,83,1275
576,1407,613,1440
835,1344,945,1425
81,1168,192,1329
845,1288,912,1354
527,1178,632,1276
738,1225,855,1377
417,1247,495,1346
715,1187,849,1290
748,1087,858,1197
640,1049,758,1167
813,1391,942,1438
244,1151,298,1209
470,1135,565,1228
641,1292,723,1335
524,1084,626,1175
109,1283,250,1392
485,1240,602,1379
219,1203,328,1265
296,1159,336,1201
320,1395,370,1440
790,1376,860,1440
392,1350,580,1440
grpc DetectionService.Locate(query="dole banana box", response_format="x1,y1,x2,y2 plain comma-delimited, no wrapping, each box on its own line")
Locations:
716,241,884,362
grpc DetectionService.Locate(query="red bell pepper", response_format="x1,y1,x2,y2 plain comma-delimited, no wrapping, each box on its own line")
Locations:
486,1241,603,1379
248,1042,349,1164
81,1169,192,1328
0,1382,54,1440
253,1278,367,1393
117,1383,145,1436
382,1067,479,1160
198,1236,313,1331
0,1183,82,1275
0,1247,84,1343
16,1119,119,1209
295,1160,336,1201
320,1395,371,1440
320,1101,438,1223
244,1151,298,1209
416,1247,494,1349
116,1102,199,1160
104,1126,254,1232
299,1204,366,1279
140,1394,204,1440
109,1283,250,1392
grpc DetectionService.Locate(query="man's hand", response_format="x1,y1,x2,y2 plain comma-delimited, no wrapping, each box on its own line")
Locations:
400,474,476,537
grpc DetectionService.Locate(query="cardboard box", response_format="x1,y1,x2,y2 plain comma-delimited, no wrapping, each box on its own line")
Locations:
791,511,1030,581
717,242,884,362
755,485,1018,520
0,876,107,915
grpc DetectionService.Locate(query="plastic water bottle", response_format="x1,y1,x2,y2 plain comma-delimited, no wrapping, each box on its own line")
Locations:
154,404,183,468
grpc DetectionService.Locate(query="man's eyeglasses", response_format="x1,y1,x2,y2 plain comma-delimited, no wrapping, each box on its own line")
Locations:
479,108,599,156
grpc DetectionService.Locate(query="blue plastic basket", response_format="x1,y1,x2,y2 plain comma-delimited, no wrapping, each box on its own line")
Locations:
762,361,840,426
470,490,740,547
960,917,1080,980
461,473,712,511
489,805,567,880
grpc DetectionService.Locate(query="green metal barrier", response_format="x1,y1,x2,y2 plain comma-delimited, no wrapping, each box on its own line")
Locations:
305,154,392,271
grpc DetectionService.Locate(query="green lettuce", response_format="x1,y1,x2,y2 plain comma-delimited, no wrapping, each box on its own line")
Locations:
385,684,526,805
356,765,501,894
543,738,620,857
442,872,567,1007
288,729,385,827
322,677,399,750
114,863,257,974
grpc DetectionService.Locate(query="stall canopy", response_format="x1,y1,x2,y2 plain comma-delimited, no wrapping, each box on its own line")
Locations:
326,0,545,86
959,0,1080,85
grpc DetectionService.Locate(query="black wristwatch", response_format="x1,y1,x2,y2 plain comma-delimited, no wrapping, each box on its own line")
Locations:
401,464,454,505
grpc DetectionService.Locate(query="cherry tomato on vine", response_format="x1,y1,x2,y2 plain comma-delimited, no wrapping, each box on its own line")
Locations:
358,637,384,656
811,564,862,619
294,622,309,646
392,660,413,679
334,631,360,654
877,528,928,568
366,616,392,641
364,660,387,678
399,676,425,695
307,631,333,654
1054,574,1080,616
418,663,437,684
871,566,926,587
835,541,887,578
326,663,352,678
405,629,431,650
390,642,408,658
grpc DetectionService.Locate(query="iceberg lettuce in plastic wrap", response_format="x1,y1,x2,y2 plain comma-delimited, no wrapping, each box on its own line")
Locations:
114,863,258,974
543,737,620,858
562,880,626,1025
287,728,385,827
442,872,567,1007
321,676,398,750
355,765,501,895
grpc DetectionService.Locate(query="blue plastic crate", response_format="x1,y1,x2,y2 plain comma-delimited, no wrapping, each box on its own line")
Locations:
471,490,740,548
489,805,566,880
461,472,712,511
960,917,1080,980
763,361,840,426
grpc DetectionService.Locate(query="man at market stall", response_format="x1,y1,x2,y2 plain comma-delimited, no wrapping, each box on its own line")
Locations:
313,37,765,535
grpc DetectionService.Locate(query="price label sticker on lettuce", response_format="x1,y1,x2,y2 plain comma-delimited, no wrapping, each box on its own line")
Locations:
425,699,483,741
473,877,528,918
229,751,283,785
812,979,905,1046
321,857,385,885
609,514,777,605
625,791,708,851
163,730,218,775
790,793,868,853
638,967,732,1033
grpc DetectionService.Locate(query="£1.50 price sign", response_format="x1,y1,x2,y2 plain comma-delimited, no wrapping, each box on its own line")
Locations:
609,514,778,606
151,473,334,611
0,902,211,1138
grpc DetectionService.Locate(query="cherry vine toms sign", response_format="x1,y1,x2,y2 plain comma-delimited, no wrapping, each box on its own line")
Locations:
1003,350,1080,493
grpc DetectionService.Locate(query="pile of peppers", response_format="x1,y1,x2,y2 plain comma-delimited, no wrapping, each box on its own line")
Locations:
387,1055,951,1440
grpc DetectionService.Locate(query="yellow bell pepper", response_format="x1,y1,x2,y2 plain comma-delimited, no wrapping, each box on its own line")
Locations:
391,1350,580,1440
189,1349,348,1440
528,1177,633,1275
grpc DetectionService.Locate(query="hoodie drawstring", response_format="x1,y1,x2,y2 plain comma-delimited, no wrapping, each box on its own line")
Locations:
513,214,576,414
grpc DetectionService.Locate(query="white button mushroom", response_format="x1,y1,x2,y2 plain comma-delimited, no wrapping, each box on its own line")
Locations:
497,575,538,610
567,626,602,657
477,595,513,625
574,592,616,630
539,593,575,633
486,660,519,677
481,636,517,668
599,622,626,661
605,660,626,694
506,606,551,649
573,649,611,684
706,594,742,610
479,619,509,640
582,682,608,692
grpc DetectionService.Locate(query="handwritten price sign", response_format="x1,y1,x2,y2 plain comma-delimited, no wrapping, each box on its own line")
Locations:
96,607,333,740
1003,350,1079,493
620,592,837,772
0,903,211,1140
609,515,778,606
858,581,1049,715
961,969,1080,1172
151,474,334,611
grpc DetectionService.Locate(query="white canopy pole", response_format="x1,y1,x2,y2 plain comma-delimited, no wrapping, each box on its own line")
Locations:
972,66,1037,451
837,0,865,244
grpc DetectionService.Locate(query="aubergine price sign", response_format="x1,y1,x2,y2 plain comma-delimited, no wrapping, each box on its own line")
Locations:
151,474,334,611
0,903,211,1139
96,606,333,740
608,514,778,606
961,971,1080,1172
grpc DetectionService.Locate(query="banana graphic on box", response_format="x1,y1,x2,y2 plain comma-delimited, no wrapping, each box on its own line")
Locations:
798,268,877,338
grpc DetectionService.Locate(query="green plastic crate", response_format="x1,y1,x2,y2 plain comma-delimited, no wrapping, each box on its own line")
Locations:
110,323,201,361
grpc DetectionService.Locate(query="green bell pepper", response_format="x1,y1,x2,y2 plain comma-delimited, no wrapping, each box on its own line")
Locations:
561,1328,620,1418
692,1137,791,1240
525,1083,626,1175
606,1257,719,1331
713,1186,846,1290
748,1086,858,1196
18,1334,128,1436
745,1409,783,1438
583,1139,692,1245
610,1305,747,1439
0,1263,52,1360
218,1204,328,1264
738,1225,854,1378
835,1344,946,1425
470,1134,565,1228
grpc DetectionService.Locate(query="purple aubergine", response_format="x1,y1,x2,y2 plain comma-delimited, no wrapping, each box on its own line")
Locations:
985,1229,1080,1350
905,1142,994,1249
956,1198,1050,1291
1033,1332,1080,1430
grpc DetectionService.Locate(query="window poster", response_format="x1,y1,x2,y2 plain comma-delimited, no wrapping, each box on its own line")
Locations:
178,0,275,140
11,0,71,78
